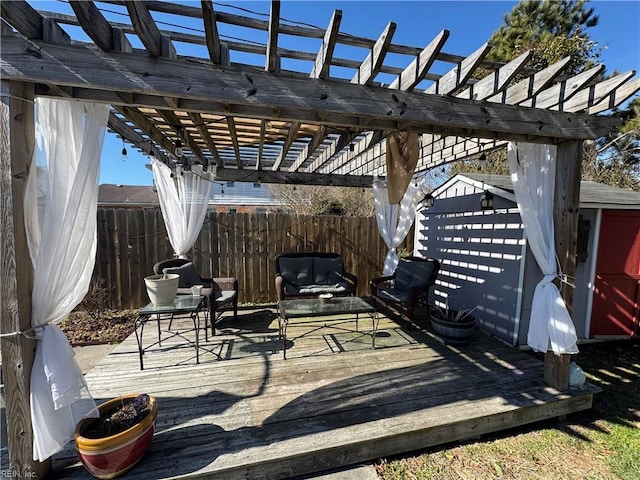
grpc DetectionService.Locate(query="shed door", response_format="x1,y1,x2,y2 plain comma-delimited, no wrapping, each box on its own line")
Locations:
591,211,640,337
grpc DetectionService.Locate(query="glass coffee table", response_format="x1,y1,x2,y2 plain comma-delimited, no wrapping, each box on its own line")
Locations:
277,296,378,360
135,295,206,369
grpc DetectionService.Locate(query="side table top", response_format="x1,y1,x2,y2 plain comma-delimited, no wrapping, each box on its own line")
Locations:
139,295,205,314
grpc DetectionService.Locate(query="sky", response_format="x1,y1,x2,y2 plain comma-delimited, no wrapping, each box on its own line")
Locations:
28,1,640,186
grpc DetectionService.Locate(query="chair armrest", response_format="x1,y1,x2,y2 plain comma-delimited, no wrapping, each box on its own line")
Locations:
342,271,358,294
275,274,286,302
214,277,238,292
405,281,434,309
369,274,396,296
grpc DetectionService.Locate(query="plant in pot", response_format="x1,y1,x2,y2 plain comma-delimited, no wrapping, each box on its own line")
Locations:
74,393,157,479
429,300,477,346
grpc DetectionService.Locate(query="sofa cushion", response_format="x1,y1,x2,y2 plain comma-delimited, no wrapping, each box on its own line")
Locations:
312,256,344,285
163,262,201,288
377,287,408,303
279,256,313,286
394,259,434,292
298,283,348,295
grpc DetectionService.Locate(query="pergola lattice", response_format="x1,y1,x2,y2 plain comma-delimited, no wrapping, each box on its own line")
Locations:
2,0,637,186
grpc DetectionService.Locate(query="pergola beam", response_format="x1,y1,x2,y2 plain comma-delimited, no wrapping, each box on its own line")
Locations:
265,1,281,73
389,29,449,91
1,38,618,141
200,0,223,65
311,9,342,79
424,42,491,95
108,112,171,165
215,167,374,187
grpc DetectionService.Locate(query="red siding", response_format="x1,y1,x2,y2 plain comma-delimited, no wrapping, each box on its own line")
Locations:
591,211,640,337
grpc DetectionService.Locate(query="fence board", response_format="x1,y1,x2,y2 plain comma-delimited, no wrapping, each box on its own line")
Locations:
94,208,412,308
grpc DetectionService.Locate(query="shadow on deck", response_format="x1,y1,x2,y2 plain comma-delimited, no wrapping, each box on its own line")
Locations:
52,307,599,479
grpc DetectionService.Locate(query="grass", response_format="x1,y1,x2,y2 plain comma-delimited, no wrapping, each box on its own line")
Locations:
375,340,640,480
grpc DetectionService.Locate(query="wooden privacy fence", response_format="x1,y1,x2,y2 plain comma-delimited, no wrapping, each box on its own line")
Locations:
94,207,413,309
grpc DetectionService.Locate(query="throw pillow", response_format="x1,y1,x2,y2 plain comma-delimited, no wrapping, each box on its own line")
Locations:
163,262,201,288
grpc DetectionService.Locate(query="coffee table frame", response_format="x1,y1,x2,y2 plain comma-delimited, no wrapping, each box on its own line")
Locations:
277,296,378,360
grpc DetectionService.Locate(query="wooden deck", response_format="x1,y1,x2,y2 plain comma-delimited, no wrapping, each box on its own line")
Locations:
52,306,599,479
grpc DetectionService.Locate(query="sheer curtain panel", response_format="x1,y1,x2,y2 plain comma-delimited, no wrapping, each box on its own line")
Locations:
25,98,110,461
151,158,215,258
507,142,579,355
373,178,421,275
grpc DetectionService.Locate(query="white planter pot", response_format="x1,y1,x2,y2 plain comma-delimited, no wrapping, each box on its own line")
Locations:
144,274,179,306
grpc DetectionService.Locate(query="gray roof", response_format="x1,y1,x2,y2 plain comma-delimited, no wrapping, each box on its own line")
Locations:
99,184,159,205
460,174,640,208
209,182,283,206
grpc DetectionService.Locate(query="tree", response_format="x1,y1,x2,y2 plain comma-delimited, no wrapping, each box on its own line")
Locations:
265,184,374,216
487,0,601,74
454,0,640,191
583,98,640,190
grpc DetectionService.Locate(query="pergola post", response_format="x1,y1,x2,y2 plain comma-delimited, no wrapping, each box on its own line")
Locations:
545,139,583,391
0,81,50,476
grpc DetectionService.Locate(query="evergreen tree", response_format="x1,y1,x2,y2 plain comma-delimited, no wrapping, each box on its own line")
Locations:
455,0,639,190
487,0,601,74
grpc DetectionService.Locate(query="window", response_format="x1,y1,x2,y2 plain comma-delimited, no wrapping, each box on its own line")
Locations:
576,215,590,263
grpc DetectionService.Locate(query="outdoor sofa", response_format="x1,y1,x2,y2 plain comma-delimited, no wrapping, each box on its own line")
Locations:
275,252,357,302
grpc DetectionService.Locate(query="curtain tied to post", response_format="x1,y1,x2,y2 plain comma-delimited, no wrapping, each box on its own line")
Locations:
25,98,110,461
507,142,578,355
373,178,422,276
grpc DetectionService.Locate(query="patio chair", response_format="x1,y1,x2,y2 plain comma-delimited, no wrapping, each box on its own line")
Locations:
153,259,238,335
369,256,440,327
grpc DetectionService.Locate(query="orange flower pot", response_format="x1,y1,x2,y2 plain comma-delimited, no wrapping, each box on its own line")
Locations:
74,394,157,479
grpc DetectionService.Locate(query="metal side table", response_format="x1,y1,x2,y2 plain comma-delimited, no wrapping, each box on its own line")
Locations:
135,295,205,370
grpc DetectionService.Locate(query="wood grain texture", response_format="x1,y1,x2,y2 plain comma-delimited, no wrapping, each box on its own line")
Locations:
69,0,113,51
389,29,450,91
311,9,342,80
521,64,605,109
93,209,408,308
50,310,598,479
545,139,583,391
265,0,281,73
0,38,619,141
424,41,490,95
351,21,396,86
0,81,49,475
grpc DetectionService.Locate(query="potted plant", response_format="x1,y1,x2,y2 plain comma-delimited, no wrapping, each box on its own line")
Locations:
430,301,477,345
74,393,157,479
144,273,179,306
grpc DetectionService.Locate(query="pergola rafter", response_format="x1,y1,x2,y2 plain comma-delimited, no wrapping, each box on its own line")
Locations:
2,0,634,185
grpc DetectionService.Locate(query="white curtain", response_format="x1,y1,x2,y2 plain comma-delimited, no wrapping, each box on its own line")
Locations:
373,178,421,275
151,157,215,259
507,142,579,354
25,98,110,461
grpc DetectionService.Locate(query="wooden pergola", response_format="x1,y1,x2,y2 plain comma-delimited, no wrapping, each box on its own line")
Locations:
1,0,638,475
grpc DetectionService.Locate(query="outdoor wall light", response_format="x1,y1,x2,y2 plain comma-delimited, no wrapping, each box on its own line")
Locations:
422,193,435,208
480,190,494,210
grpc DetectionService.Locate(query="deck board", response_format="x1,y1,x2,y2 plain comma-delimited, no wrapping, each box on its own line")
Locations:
51,308,598,479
